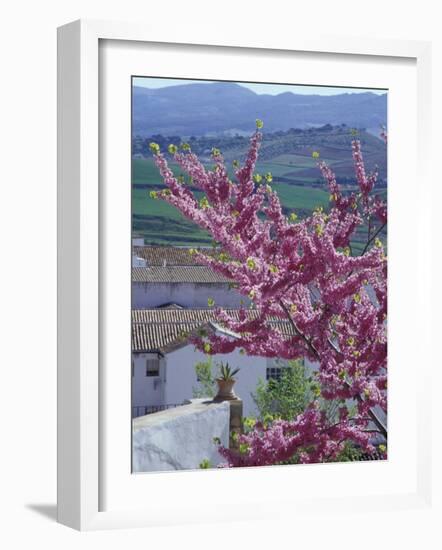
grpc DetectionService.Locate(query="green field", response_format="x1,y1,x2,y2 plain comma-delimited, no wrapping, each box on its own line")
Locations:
132,186,212,245
132,159,332,244
132,158,183,185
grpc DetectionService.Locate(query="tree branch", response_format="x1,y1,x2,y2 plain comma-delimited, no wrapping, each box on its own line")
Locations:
346,381,387,439
360,222,386,257
279,299,387,440
278,299,320,359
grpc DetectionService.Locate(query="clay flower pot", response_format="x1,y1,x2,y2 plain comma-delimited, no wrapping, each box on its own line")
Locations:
213,378,237,402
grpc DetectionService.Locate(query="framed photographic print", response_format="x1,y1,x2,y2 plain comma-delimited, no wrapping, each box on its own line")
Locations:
130,74,389,474
57,19,432,530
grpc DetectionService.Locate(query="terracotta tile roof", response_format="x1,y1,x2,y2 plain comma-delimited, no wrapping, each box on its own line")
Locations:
132,308,238,324
133,246,216,266
132,266,232,284
132,320,202,353
132,308,295,353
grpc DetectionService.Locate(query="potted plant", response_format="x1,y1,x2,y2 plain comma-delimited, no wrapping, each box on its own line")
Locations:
213,362,240,402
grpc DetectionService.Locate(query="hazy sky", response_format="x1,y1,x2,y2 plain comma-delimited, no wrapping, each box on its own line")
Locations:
132,77,387,96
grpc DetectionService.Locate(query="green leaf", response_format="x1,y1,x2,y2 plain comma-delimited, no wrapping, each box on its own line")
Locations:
149,142,160,154
199,459,211,469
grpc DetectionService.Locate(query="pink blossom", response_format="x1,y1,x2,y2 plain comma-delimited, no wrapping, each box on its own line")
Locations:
150,127,388,464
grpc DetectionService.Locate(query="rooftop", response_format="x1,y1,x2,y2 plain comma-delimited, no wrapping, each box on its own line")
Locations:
133,246,216,266
132,266,232,284
132,308,294,353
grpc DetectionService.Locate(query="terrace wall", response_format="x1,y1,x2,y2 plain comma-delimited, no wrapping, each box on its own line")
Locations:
132,399,230,472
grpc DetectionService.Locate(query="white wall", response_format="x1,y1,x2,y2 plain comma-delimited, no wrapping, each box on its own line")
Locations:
132,344,297,418
132,399,230,472
132,255,147,267
132,344,319,418
166,344,268,416
132,282,247,308
132,353,167,410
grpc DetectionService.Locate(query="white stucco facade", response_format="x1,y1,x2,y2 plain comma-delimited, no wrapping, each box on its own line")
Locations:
132,255,147,267
132,281,246,308
132,346,265,417
132,237,145,247
166,344,268,416
132,343,314,418
132,352,167,412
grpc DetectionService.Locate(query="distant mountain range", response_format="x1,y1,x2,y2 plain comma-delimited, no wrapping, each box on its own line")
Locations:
132,82,387,137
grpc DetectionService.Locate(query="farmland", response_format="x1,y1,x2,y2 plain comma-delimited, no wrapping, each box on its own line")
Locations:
132,125,387,250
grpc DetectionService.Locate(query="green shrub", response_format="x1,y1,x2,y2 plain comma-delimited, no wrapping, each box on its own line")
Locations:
192,359,216,398
252,360,312,421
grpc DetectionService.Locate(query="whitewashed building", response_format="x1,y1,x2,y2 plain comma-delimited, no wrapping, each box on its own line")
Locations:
132,308,299,418
132,246,247,309
131,247,310,420
132,266,245,309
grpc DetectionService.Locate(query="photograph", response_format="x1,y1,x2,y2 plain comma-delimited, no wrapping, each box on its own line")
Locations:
130,76,388,473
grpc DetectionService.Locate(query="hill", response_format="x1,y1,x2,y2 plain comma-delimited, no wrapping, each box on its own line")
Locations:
132,82,387,137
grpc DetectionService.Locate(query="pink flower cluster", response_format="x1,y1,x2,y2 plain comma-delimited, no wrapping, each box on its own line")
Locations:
150,127,388,464
218,407,376,467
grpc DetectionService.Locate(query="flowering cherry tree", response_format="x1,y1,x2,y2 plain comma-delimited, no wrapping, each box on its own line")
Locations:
148,121,387,466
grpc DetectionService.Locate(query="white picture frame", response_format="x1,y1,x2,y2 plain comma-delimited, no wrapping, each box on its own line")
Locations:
57,19,433,531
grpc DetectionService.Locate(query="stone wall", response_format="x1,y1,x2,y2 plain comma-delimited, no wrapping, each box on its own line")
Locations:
132,399,230,472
